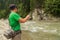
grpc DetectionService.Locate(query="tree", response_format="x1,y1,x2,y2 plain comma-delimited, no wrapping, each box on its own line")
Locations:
44,0,60,17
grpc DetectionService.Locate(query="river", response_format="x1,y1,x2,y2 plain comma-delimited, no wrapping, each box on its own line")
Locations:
0,19,60,40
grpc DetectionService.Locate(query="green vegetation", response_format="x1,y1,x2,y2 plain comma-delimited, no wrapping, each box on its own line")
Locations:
44,0,60,17
0,0,60,19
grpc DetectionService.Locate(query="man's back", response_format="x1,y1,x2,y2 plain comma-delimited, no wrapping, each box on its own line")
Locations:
9,12,21,31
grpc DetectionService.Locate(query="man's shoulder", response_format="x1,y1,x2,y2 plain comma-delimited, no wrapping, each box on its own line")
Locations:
9,12,20,17
9,12,14,18
10,12,16,16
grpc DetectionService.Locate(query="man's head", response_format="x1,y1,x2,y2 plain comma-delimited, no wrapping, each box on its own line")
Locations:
9,4,18,12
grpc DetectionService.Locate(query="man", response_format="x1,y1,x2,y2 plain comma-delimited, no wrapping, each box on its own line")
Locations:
8,4,30,40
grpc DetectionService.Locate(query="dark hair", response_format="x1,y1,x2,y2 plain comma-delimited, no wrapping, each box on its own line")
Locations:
9,4,17,10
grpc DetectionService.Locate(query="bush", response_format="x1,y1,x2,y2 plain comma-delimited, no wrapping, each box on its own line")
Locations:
44,0,60,17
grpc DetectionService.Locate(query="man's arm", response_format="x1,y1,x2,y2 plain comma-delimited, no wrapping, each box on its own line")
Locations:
19,15,30,23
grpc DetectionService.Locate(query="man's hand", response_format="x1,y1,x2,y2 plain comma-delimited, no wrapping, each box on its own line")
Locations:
26,15,30,20
19,15,30,23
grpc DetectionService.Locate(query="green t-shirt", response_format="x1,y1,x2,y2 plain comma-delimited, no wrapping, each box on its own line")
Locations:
9,12,21,31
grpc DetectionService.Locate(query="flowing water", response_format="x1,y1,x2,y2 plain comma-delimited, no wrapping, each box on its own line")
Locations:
21,20,60,40
0,19,60,40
